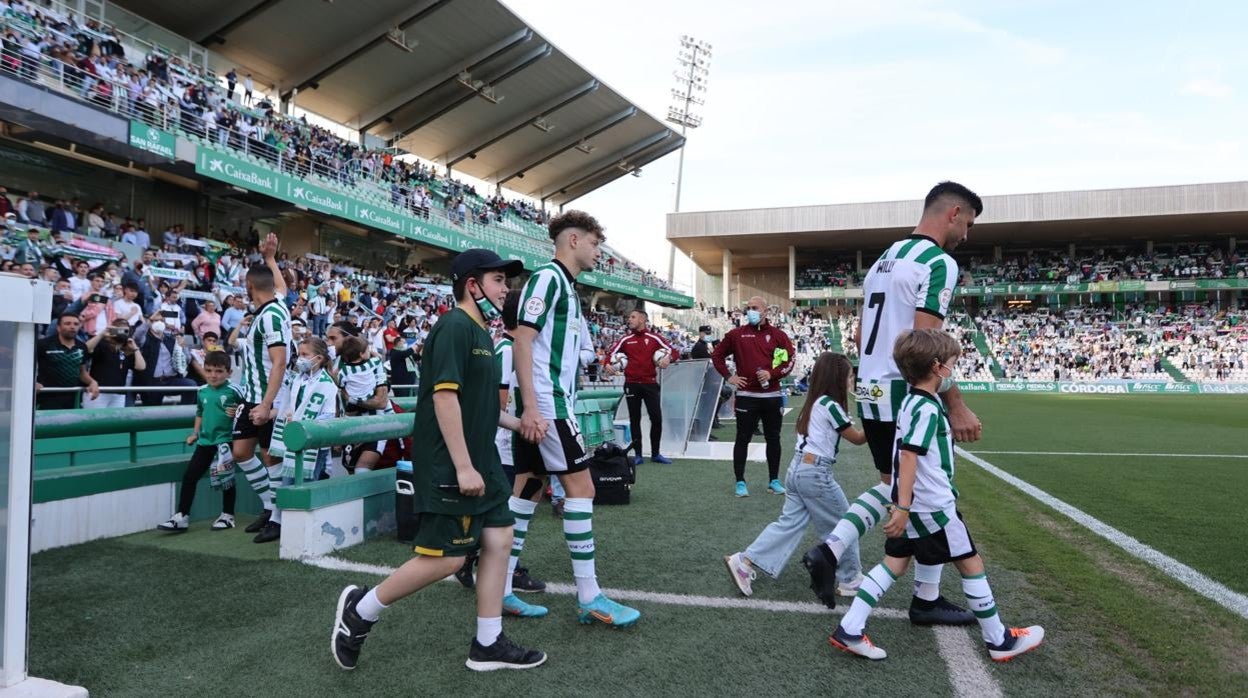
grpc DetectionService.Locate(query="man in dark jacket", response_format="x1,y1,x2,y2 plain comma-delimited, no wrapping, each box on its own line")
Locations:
711,297,795,497
133,315,196,406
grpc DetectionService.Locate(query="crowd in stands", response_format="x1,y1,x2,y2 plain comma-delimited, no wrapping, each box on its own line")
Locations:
959,243,1246,285
976,303,1246,382
795,259,862,290
0,0,675,293
792,243,1245,292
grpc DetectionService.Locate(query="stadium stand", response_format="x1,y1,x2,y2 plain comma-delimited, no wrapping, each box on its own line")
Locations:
0,0,676,293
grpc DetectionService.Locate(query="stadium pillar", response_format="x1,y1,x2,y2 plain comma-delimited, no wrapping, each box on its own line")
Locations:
721,249,732,309
788,246,796,301
0,276,84,695
856,250,863,273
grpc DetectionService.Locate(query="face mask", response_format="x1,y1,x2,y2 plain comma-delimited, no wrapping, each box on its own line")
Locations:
746,309,762,326
150,321,166,335
295,357,315,374
937,364,956,393
471,286,501,321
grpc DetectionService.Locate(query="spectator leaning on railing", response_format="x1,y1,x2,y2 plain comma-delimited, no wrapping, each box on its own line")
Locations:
35,312,97,410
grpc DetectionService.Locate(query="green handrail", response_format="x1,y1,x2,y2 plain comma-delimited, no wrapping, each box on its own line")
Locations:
35,405,196,439
35,405,196,463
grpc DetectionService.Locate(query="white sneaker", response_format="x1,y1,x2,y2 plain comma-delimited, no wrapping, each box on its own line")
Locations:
211,513,236,530
723,553,757,596
157,513,189,532
988,625,1045,662
830,627,887,660
837,574,864,597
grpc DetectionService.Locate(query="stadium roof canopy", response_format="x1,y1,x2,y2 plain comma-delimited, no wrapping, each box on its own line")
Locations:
668,181,1248,273
109,0,684,207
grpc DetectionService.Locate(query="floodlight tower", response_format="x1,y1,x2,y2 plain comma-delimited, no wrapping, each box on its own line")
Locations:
666,34,711,285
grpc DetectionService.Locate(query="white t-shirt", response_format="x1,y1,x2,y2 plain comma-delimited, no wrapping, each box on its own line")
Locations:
112,298,141,326
69,275,92,301
796,396,853,460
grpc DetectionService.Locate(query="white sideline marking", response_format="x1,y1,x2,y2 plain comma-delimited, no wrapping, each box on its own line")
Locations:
933,626,1003,698
969,450,1248,459
301,554,906,619
304,553,1001,695
957,447,1248,620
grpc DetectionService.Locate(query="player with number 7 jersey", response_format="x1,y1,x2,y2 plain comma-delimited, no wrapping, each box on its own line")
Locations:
854,235,959,423
804,182,982,629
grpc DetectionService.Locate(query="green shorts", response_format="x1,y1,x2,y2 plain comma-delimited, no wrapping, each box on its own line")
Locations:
412,499,514,558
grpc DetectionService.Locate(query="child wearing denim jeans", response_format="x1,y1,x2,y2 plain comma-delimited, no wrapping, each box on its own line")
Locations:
724,353,866,597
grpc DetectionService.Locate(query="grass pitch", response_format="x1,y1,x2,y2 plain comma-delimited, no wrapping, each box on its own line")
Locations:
29,393,1248,696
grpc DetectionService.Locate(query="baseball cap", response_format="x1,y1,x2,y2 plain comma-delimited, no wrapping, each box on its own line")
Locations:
450,248,523,282
698,325,712,334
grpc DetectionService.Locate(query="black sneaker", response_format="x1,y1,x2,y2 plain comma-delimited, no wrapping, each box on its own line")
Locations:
465,632,547,672
908,595,975,626
331,585,377,670
801,543,840,609
244,508,272,533
454,554,477,589
512,567,546,593
252,521,281,544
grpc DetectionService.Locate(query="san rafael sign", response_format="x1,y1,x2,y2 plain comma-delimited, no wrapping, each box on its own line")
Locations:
129,120,175,159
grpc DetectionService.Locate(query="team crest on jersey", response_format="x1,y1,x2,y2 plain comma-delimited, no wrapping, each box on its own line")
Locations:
524,297,546,317
939,287,953,308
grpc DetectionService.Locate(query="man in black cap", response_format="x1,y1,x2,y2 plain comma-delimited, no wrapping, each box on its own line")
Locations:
331,248,548,673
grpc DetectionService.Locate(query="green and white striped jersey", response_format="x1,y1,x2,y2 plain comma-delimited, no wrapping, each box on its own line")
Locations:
238,299,293,404
893,388,958,538
518,260,583,420
856,234,959,422
796,395,852,460
335,355,393,415
494,334,516,465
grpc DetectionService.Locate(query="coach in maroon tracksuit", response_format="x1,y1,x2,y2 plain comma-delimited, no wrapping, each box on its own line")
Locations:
607,308,680,465
712,296,795,496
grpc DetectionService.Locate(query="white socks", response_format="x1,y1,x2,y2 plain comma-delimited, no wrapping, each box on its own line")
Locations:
913,563,942,601
505,496,538,597
476,616,502,647
356,587,387,621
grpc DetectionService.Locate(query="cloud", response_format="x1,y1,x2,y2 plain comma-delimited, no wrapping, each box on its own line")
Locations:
1180,77,1233,98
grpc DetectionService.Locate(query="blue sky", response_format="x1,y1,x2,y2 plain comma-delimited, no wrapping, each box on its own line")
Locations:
509,0,1248,289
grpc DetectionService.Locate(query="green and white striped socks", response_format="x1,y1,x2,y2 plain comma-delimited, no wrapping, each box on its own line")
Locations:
839,563,897,636
505,496,538,597
825,483,891,558
236,456,273,510
962,572,1006,645
562,498,600,604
